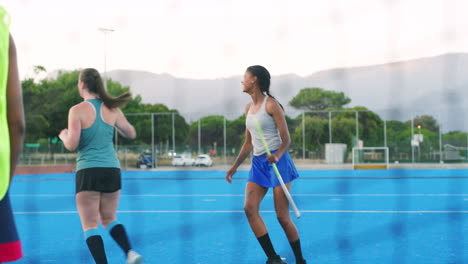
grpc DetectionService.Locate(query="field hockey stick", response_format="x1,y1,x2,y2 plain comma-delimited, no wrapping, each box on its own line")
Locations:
253,118,301,218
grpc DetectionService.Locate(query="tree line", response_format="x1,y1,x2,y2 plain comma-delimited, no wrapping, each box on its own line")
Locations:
22,69,467,160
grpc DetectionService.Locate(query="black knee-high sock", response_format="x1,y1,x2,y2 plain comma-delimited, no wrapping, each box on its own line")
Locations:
86,235,108,264
257,233,279,259
108,222,132,254
290,239,305,262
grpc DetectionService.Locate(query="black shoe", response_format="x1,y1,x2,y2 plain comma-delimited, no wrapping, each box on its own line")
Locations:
296,259,307,264
266,255,287,264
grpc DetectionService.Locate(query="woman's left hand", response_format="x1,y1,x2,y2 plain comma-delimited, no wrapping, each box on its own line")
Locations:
267,153,279,164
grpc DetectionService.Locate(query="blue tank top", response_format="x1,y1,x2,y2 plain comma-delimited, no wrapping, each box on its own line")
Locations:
76,99,120,171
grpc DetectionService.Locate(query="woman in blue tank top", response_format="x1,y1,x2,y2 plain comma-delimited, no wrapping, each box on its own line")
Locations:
59,68,142,264
226,66,307,264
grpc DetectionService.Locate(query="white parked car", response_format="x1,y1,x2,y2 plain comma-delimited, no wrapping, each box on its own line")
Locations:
194,154,213,167
172,155,195,166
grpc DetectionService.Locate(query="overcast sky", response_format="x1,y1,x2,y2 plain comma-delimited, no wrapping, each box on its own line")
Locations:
3,0,468,79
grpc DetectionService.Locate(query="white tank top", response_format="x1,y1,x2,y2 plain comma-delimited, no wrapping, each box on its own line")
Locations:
246,96,282,156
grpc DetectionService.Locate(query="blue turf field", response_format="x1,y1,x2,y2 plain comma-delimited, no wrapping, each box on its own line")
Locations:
7,169,468,264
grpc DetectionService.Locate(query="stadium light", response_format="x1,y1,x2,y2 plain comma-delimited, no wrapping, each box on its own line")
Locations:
98,28,115,90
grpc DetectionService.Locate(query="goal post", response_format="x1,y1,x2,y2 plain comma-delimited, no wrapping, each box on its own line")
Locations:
352,147,389,169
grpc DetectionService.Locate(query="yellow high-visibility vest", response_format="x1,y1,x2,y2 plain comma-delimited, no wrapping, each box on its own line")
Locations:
0,6,11,201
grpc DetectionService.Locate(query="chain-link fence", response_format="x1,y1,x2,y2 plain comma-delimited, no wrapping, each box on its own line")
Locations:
19,108,468,168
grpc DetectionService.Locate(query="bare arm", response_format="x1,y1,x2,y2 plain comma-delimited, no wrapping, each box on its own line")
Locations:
115,108,136,139
266,97,290,163
231,128,253,169
7,34,25,181
59,105,81,151
226,104,253,183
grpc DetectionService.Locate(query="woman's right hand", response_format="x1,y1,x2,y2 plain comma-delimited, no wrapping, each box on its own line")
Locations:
58,129,68,141
226,167,237,184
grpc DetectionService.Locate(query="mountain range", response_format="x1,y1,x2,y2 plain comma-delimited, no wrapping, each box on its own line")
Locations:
107,53,468,131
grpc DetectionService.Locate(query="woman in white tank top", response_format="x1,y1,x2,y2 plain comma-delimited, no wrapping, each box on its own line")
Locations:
226,66,307,264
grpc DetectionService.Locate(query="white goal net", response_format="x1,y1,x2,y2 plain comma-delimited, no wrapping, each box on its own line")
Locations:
352,147,389,169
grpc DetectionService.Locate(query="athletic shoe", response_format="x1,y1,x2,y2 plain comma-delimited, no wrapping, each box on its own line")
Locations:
266,255,287,264
127,250,143,264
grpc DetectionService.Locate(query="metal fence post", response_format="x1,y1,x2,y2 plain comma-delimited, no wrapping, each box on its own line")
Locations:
172,112,175,154
355,111,359,146
384,119,387,147
302,112,305,160
223,116,227,166
198,119,201,154
439,112,443,163
329,111,332,144
411,116,414,163
151,113,155,167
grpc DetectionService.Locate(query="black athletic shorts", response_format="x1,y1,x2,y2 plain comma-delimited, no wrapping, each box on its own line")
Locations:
75,167,121,194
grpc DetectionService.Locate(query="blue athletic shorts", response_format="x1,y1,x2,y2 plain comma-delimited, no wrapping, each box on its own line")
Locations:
248,150,299,188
